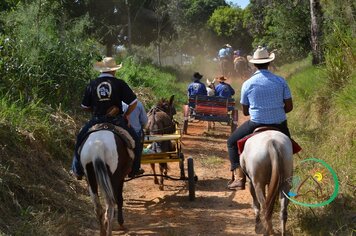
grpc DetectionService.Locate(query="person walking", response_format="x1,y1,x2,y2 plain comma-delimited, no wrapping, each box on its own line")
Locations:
227,46,293,190
122,100,148,177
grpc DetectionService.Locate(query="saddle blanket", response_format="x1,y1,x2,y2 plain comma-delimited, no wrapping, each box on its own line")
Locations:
237,132,302,155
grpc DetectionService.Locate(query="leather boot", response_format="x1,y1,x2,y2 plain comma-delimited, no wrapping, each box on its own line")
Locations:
227,168,246,190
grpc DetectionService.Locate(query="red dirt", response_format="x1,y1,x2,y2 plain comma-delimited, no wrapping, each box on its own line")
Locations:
109,111,262,236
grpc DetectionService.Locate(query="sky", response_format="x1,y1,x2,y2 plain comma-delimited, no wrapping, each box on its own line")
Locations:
228,0,250,9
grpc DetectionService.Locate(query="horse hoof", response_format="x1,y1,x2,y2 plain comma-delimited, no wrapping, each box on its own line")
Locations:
159,185,164,191
117,224,127,231
154,179,159,185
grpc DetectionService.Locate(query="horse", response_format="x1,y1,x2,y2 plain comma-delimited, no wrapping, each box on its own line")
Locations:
233,56,251,79
240,130,293,236
80,124,135,235
206,78,216,131
146,95,176,190
206,78,216,96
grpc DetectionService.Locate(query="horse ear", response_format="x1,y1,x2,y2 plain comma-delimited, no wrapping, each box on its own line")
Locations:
169,95,175,105
212,78,216,84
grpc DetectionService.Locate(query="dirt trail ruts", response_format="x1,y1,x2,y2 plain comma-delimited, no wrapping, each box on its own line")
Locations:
107,117,259,236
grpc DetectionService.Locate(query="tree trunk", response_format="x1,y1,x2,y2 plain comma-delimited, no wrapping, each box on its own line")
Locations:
126,0,132,53
310,0,324,65
106,43,113,57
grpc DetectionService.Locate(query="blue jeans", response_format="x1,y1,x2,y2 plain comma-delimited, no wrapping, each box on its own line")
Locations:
227,120,290,171
71,116,140,177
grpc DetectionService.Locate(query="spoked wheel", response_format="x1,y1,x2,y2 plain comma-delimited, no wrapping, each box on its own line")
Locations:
187,157,196,201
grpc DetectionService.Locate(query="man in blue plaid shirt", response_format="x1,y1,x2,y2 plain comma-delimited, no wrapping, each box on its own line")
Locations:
227,46,293,190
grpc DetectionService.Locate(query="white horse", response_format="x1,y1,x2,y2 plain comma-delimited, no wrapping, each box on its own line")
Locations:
240,130,293,236
81,127,134,236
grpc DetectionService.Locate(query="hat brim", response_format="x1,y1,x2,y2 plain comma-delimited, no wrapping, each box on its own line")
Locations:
94,63,122,72
248,53,275,64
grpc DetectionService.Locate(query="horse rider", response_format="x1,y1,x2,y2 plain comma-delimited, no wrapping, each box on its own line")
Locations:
226,46,293,190
218,44,234,76
122,99,148,177
214,75,235,98
71,57,143,180
183,72,207,122
187,72,207,97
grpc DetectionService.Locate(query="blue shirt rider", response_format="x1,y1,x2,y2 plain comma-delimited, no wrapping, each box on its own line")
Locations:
214,76,235,98
187,72,207,97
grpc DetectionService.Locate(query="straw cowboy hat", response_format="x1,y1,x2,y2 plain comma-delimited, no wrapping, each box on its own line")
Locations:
94,57,122,72
247,46,275,64
216,75,227,81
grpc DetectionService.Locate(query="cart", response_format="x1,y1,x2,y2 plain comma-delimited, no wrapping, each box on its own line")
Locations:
183,95,238,134
126,129,196,201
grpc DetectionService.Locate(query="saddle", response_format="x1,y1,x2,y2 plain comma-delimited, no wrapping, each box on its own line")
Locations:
237,126,302,155
79,123,135,160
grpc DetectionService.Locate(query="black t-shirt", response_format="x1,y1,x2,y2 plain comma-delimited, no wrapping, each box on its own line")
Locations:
81,76,137,117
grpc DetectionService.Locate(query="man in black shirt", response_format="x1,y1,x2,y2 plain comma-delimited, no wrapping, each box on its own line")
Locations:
71,57,143,180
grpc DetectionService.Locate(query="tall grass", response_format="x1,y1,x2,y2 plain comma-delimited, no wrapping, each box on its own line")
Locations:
285,55,355,234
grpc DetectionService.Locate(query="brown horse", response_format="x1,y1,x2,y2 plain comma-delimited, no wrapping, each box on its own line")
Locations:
80,126,134,235
146,95,176,190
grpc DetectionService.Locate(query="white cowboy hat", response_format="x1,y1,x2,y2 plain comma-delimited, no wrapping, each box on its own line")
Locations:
247,46,275,64
94,57,122,72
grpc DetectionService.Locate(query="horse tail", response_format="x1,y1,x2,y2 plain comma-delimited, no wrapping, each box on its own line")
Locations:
94,158,115,205
265,140,284,221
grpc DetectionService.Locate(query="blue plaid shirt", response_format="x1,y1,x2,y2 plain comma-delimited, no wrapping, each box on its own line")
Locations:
240,69,292,124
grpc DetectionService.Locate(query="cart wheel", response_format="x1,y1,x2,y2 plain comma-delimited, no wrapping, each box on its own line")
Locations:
183,120,188,134
187,157,195,201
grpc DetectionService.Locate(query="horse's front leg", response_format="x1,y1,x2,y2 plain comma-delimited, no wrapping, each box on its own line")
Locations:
150,163,159,185
158,163,167,191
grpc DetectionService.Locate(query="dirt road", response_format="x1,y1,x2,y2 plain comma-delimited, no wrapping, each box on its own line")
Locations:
114,119,258,236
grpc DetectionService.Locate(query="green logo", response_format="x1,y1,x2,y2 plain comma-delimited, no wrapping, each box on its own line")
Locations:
283,158,339,207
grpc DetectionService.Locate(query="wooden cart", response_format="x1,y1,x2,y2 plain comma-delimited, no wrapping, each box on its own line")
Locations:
127,129,196,201
183,95,238,134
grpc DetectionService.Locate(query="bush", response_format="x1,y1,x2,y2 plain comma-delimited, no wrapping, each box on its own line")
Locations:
0,1,100,109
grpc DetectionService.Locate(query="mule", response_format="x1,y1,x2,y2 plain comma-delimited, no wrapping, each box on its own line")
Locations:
146,95,176,190
206,78,216,131
240,130,293,236
80,125,134,235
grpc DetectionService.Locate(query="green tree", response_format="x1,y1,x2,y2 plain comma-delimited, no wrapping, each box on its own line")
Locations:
246,0,311,63
0,0,100,107
167,0,227,55
208,6,252,54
